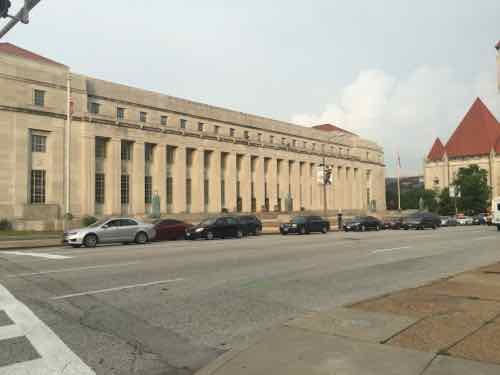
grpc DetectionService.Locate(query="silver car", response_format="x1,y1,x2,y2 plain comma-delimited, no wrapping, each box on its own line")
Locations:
63,218,155,248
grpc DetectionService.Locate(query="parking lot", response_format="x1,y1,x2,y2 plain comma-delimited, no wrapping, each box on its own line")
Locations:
0,226,499,374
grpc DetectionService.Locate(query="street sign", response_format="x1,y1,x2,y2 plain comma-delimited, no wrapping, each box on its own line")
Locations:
317,166,333,185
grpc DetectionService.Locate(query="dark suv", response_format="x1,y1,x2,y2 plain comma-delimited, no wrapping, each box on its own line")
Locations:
238,215,262,236
280,216,329,235
402,212,440,230
186,216,244,240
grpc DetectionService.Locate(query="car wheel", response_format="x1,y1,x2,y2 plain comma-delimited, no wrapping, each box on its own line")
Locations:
83,234,97,248
321,226,328,234
376,225,380,231
236,229,243,239
71,244,81,248
361,225,366,232
135,232,148,244
254,227,262,236
432,224,437,230
206,231,214,240
299,226,306,235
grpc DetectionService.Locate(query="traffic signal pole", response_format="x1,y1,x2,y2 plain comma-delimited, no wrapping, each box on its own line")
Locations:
0,0,41,39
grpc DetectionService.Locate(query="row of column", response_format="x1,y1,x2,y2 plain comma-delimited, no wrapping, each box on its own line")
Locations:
80,136,372,216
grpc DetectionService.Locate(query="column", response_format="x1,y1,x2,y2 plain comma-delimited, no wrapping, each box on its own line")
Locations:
173,146,186,213
240,154,252,212
336,166,343,211
268,158,278,211
279,159,290,211
209,151,222,213
131,141,145,216
291,161,301,211
191,148,204,213
226,152,237,212
106,138,121,216
303,162,311,211
154,145,167,213
255,157,265,212
80,135,95,216
344,167,351,211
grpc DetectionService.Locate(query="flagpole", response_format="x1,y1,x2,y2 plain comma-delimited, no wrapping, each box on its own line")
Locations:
64,73,72,230
397,152,401,211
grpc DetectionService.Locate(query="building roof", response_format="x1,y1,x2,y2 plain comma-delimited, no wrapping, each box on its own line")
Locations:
445,98,500,157
0,43,66,67
312,123,357,136
427,137,446,161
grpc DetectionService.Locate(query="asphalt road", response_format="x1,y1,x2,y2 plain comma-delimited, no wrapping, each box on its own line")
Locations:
0,226,499,374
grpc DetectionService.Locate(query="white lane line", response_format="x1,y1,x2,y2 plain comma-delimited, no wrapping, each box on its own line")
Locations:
0,251,72,260
473,236,496,241
0,283,95,375
371,246,412,254
5,261,142,278
51,278,186,300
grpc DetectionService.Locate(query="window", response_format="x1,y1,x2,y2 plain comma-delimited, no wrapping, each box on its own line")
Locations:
303,141,307,148
292,140,297,147
89,102,100,114
145,143,154,162
244,131,249,139
186,178,192,205
166,177,173,205
117,107,125,120
161,115,168,125
140,112,147,123
95,138,106,159
204,179,209,207
257,133,262,142
145,176,153,204
166,146,175,165
120,219,138,226
312,143,316,151
281,137,286,145
180,119,187,129
198,122,204,132
30,170,46,204
31,134,46,153
214,125,220,134
121,141,132,161
95,173,105,204
270,135,274,144
34,90,45,107
230,128,235,137
121,175,130,204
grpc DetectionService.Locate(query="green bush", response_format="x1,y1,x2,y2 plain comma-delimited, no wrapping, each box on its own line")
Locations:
0,218,13,231
81,215,98,227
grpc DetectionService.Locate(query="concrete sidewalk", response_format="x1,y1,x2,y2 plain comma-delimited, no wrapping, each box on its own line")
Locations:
0,238,62,250
196,261,500,375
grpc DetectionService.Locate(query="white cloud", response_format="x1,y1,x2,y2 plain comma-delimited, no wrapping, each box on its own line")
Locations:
291,66,499,176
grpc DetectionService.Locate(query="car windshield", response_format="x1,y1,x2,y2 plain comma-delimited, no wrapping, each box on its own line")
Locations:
200,218,216,226
351,216,363,221
88,219,108,228
291,217,307,224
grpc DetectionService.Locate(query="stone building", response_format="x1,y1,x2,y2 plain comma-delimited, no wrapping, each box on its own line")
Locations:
0,43,386,229
424,98,500,196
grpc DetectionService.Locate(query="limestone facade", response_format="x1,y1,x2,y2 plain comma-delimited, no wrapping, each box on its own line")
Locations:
0,44,386,224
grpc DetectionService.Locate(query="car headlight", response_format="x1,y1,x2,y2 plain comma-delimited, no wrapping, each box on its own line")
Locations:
195,227,205,233
68,232,78,235
291,224,297,227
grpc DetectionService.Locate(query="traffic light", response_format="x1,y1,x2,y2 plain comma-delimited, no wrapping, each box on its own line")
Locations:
0,0,11,18
324,166,333,185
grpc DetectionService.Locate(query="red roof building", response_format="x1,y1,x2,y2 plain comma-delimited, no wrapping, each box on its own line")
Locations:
426,138,445,161
312,123,357,136
0,43,66,67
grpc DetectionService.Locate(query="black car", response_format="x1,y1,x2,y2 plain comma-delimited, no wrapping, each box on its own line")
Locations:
402,212,440,230
343,216,383,232
238,215,262,236
186,216,244,240
280,216,329,235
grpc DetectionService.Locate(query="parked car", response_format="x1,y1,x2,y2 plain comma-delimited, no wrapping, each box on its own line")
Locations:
186,216,244,240
343,216,383,232
153,219,192,241
440,216,458,227
456,216,474,225
472,214,487,225
402,212,440,230
280,215,329,235
63,218,155,248
238,215,262,236
383,217,403,230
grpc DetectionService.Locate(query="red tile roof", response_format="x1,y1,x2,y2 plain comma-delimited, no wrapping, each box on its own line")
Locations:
0,43,66,67
427,137,445,161
445,98,500,157
313,123,357,135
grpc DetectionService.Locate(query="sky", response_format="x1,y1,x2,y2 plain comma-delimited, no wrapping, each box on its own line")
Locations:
2,0,499,176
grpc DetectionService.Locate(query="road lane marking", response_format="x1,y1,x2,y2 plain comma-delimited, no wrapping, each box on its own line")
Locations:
0,251,72,260
473,236,496,241
371,246,411,254
51,278,186,300
5,261,143,278
0,283,95,374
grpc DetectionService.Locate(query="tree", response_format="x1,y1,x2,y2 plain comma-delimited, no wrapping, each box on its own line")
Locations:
454,165,490,215
400,187,438,212
438,188,455,216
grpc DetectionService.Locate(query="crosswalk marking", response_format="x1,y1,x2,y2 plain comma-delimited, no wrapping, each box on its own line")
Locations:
0,283,95,375
0,251,73,260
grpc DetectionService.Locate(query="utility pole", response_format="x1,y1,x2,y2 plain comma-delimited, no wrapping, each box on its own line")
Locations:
0,0,41,39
